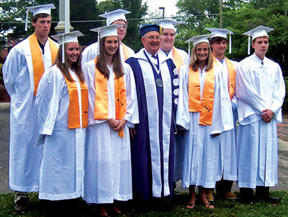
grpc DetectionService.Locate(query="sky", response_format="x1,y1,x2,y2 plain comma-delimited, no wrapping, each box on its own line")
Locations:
144,0,178,18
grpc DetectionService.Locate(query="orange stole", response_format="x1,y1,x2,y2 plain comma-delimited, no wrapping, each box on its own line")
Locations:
121,43,131,61
63,74,88,129
172,47,184,72
225,58,236,99
93,58,127,138
29,33,58,96
188,67,215,125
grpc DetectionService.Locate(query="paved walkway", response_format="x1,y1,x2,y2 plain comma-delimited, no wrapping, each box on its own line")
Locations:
277,114,288,141
0,103,288,194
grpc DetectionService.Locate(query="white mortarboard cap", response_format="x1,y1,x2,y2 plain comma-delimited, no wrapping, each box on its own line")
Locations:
206,28,233,39
243,25,274,54
186,34,210,57
26,3,55,16
156,19,179,32
51,31,84,63
206,27,234,54
51,31,83,44
99,9,130,26
90,24,120,39
186,34,210,46
90,25,120,55
25,4,55,31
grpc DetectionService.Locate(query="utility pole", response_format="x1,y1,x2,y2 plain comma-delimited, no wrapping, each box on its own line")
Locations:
220,0,223,28
55,0,73,33
159,7,165,18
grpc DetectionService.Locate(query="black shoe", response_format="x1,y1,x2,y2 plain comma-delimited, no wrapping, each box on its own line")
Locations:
258,195,280,204
239,188,255,205
240,197,255,205
255,186,280,204
14,192,28,214
14,200,27,214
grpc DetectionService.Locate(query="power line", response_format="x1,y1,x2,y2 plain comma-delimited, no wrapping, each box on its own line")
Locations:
0,13,219,25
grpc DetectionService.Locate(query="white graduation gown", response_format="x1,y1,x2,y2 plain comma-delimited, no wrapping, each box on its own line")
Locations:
176,64,234,188
215,58,238,181
82,61,139,204
35,65,86,200
236,53,285,188
82,42,135,64
159,47,189,182
159,47,189,67
2,36,57,192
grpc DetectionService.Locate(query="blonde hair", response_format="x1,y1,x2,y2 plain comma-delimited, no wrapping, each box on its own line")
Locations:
189,42,213,71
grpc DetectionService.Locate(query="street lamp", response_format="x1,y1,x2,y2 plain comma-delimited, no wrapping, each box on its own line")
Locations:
159,7,165,18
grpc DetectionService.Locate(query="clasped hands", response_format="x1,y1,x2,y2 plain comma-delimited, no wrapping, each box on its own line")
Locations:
261,109,274,123
107,119,126,131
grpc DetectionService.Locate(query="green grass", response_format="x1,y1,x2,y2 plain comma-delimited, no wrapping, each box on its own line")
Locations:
1,191,288,217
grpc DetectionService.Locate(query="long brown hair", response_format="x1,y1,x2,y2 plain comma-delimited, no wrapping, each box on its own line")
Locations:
55,43,85,82
189,42,213,71
96,36,124,79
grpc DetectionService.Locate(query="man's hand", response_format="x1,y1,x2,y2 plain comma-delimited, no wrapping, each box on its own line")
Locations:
114,119,127,131
107,119,119,130
261,109,274,123
129,128,137,140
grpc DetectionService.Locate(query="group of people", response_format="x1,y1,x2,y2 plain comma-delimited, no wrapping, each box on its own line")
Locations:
2,3,286,216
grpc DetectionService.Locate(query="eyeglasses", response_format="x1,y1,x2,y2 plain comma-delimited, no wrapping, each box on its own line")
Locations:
144,35,160,40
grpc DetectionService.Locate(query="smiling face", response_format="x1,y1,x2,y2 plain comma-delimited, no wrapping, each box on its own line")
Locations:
65,42,80,66
141,31,160,55
104,36,119,56
32,15,52,39
195,42,209,63
210,37,227,59
160,28,175,52
112,20,127,41
252,36,269,59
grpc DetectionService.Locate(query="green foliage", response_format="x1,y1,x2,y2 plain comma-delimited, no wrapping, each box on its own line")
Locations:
1,191,288,216
0,1,33,41
0,0,147,51
175,0,288,76
97,0,148,51
70,0,99,46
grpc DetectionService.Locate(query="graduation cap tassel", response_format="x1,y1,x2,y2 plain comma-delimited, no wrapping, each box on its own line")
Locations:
25,9,29,31
248,33,251,55
62,36,65,63
97,33,100,55
229,33,232,54
188,42,191,58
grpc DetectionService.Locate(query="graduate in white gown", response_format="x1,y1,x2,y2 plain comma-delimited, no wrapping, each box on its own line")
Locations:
82,9,134,64
176,35,234,209
157,19,189,184
36,31,87,203
236,26,286,204
2,4,57,213
82,25,138,217
206,28,238,201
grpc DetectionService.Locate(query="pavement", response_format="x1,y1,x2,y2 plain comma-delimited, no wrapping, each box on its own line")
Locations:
0,103,288,194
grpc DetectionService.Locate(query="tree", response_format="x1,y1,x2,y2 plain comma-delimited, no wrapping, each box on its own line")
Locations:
175,0,287,76
0,1,32,44
1,0,147,51
97,0,148,51
223,2,288,75
35,0,99,46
